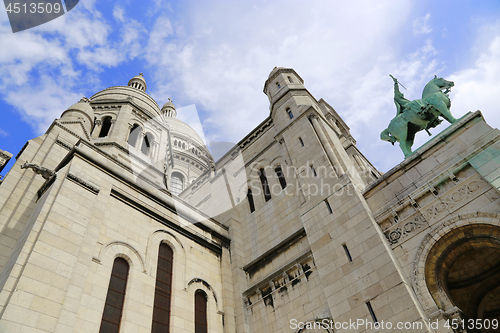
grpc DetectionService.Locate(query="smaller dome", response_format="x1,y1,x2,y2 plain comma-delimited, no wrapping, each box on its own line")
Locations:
128,73,147,92
161,98,177,118
60,97,95,134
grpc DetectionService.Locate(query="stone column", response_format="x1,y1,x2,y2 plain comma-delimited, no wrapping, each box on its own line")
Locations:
353,154,366,171
326,114,342,136
125,124,134,144
152,141,159,160
92,119,102,138
110,104,133,145
309,114,344,176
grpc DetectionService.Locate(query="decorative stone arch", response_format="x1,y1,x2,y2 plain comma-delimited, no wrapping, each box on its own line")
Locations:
270,155,287,167
94,240,146,273
412,213,500,323
186,278,220,312
186,278,224,333
249,158,272,179
141,131,155,156
170,170,187,195
96,114,115,138
127,123,144,147
92,241,148,332
170,169,188,182
146,229,186,289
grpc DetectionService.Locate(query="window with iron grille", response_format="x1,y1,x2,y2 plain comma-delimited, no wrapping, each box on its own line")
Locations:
151,244,173,333
99,257,129,333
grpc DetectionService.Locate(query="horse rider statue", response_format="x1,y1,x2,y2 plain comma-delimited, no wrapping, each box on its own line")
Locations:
381,75,458,158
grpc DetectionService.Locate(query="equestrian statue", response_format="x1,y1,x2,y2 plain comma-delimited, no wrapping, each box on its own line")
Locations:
380,75,457,158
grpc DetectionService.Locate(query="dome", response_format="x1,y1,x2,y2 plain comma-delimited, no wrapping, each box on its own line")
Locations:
90,86,161,118
60,97,95,133
90,73,161,117
128,73,147,92
167,117,207,149
161,98,177,118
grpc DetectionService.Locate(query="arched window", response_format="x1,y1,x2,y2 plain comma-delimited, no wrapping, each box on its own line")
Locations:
247,188,255,213
286,108,293,119
170,172,184,195
128,124,141,147
152,243,173,333
99,257,129,333
194,290,208,333
99,116,112,138
275,166,287,189
299,137,304,146
141,132,153,155
258,168,271,202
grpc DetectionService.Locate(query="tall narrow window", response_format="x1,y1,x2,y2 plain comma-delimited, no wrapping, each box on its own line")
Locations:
152,244,173,333
342,243,352,262
259,168,271,202
299,137,304,147
286,108,294,119
194,290,208,333
170,172,184,195
276,82,281,89
99,257,129,333
366,302,378,323
310,165,317,177
247,188,255,213
128,124,141,147
141,132,153,155
288,76,293,83
99,117,112,138
275,166,287,189
325,199,333,214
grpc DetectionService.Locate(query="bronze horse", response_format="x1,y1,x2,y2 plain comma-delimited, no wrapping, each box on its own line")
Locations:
380,75,457,158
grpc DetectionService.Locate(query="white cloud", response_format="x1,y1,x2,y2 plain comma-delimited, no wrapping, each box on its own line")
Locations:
0,128,8,137
145,0,411,138
413,13,432,35
1,0,498,175
113,5,125,22
0,0,147,135
144,0,418,171
449,35,500,130
6,75,84,133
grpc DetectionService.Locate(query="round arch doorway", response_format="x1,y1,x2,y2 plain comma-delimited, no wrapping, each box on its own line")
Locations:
424,224,500,332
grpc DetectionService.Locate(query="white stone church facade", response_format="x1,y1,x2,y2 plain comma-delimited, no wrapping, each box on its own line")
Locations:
0,68,499,333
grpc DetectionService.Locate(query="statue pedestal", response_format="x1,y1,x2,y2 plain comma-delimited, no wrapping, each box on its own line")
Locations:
363,110,500,327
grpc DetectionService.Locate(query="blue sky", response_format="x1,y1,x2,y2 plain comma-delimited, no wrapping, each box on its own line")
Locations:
1,0,500,176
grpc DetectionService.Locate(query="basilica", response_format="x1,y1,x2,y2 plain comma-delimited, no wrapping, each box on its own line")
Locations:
0,68,498,333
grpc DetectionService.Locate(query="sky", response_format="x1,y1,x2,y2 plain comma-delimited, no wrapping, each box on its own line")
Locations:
1,0,500,177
